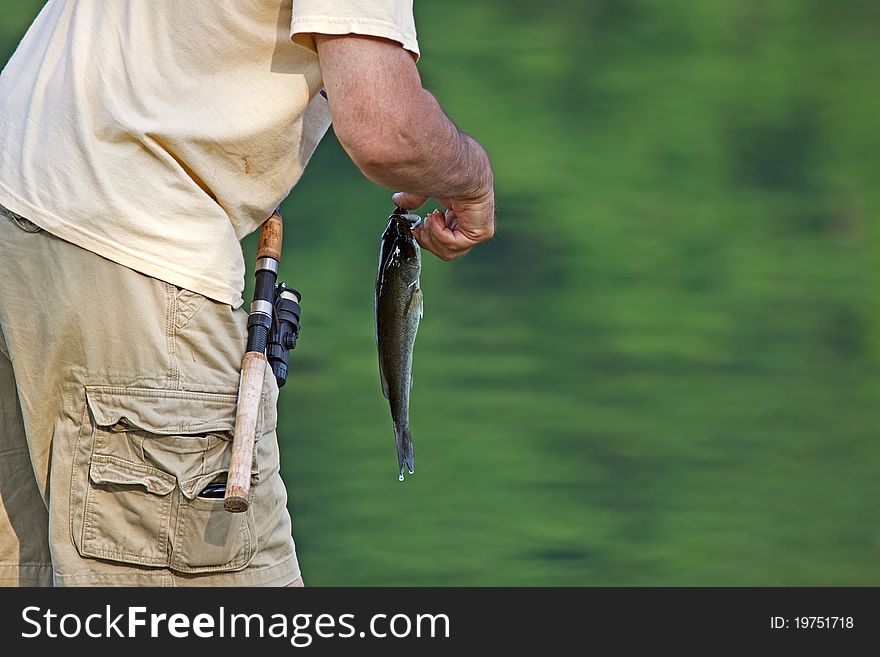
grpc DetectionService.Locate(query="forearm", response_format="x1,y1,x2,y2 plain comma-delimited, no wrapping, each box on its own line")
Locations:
350,89,493,201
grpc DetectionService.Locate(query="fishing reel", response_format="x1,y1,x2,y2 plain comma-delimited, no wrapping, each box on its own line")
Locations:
266,282,301,387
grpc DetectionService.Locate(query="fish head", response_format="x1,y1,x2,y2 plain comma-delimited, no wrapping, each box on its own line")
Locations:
378,209,422,287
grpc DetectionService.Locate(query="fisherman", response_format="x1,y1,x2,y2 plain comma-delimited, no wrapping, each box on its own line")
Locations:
0,1,495,587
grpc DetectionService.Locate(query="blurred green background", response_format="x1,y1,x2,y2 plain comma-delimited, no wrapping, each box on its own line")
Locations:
3,1,878,585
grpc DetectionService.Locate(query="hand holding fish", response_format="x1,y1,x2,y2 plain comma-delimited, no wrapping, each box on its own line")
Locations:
312,31,495,481
392,186,495,262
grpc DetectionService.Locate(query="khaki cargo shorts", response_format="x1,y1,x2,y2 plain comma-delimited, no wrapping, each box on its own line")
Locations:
0,206,300,586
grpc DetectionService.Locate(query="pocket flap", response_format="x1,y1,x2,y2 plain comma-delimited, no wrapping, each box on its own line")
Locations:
85,386,238,435
180,469,227,500
89,455,177,496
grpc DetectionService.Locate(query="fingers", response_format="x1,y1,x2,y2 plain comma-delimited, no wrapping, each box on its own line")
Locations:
394,188,496,261
413,209,487,261
392,192,429,211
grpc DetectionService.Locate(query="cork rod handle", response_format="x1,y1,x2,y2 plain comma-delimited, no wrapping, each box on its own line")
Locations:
224,210,284,513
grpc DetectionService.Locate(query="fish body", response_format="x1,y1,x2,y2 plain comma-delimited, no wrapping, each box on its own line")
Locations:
375,208,423,481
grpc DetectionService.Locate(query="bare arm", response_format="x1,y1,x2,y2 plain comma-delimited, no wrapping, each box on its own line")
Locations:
314,34,495,260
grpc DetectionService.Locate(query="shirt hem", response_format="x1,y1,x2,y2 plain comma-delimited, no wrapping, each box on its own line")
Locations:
0,182,244,309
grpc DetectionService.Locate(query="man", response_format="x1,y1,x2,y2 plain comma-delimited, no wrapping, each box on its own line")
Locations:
0,1,494,586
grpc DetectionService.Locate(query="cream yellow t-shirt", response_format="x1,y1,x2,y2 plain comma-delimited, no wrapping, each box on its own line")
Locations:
0,1,419,308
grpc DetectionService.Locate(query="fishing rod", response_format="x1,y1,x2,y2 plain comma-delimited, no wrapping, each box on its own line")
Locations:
224,208,302,513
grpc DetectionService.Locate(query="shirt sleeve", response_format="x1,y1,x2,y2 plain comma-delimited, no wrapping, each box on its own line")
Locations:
291,0,420,60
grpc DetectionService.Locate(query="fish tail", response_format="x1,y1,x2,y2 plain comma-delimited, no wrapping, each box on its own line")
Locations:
395,425,415,481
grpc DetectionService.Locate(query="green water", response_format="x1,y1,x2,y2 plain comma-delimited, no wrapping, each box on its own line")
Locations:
3,1,878,585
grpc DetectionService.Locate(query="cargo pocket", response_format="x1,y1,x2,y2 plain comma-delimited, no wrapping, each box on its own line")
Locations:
70,386,260,573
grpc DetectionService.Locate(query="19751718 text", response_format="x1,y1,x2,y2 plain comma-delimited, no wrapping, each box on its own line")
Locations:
770,616,853,630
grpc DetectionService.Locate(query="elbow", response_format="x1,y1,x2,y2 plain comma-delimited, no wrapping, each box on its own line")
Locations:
333,116,419,181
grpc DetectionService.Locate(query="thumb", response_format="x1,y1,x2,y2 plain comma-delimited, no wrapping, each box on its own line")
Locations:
392,192,429,211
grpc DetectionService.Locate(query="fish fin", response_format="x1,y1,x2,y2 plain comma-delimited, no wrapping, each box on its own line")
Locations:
406,286,424,319
395,425,415,481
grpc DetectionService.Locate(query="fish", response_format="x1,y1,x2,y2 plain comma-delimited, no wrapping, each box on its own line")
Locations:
375,206,423,481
